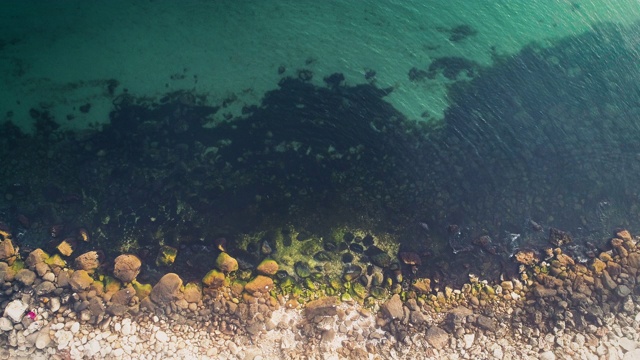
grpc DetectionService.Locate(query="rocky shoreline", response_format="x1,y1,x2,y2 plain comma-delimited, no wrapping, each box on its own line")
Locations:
1,229,640,359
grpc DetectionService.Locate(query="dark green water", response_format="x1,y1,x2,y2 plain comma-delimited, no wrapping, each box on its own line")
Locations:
1,2,640,286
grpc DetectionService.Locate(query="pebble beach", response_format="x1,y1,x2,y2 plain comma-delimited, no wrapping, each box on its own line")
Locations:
2,229,640,360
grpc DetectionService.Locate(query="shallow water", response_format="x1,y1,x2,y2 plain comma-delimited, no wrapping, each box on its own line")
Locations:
1,1,640,286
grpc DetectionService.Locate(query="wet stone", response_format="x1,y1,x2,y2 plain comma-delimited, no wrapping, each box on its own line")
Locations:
369,253,392,268
549,228,572,247
349,243,364,254
313,251,331,262
341,253,354,264
615,284,631,298
342,264,362,282
294,261,311,278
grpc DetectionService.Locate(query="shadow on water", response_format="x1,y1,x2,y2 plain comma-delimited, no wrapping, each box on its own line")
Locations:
2,22,640,285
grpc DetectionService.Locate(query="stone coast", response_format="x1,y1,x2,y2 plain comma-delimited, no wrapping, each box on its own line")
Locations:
1,229,640,359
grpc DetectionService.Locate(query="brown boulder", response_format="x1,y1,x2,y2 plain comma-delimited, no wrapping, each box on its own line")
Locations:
113,254,142,283
150,273,183,304
74,251,100,273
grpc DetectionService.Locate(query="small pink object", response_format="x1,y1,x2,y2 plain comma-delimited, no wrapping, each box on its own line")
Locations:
27,311,36,320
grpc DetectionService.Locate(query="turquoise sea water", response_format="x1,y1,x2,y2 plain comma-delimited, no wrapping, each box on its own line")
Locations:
2,1,640,284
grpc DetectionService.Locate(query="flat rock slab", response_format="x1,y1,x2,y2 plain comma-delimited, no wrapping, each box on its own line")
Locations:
381,294,404,320
426,326,449,350
4,300,28,323
305,296,337,318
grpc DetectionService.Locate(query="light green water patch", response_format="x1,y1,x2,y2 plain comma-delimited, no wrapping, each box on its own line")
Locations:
1,1,638,132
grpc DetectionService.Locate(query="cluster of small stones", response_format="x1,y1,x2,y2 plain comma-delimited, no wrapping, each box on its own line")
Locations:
0,229,639,359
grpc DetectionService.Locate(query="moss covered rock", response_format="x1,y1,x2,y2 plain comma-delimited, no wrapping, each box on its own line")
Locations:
216,252,238,273
257,259,279,276
132,280,152,300
183,282,203,303
156,246,178,267
202,269,225,288
245,275,274,295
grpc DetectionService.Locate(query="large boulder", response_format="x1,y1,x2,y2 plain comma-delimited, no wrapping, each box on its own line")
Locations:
69,270,94,292
150,273,183,304
216,253,239,273
74,251,100,273
113,254,142,283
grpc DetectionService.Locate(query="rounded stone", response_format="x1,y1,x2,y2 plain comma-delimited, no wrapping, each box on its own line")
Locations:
113,254,142,283
216,252,239,273
256,259,279,276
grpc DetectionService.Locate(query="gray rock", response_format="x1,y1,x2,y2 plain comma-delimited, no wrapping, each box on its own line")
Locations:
476,315,498,332
425,326,449,350
616,285,631,298
539,351,556,360
381,294,404,320
150,273,183,304
34,281,56,296
15,269,36,286
3,300,28,323
49,297,61,313
619,337,637,352
533,285,557,298
410,310,427,325
623,349,640,360
602,271,617,291
0,317,13,331
35,326,51,349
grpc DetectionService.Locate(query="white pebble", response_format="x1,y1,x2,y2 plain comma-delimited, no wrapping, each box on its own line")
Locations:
155,330,169,342
0,317,13,331
70,322,80,334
